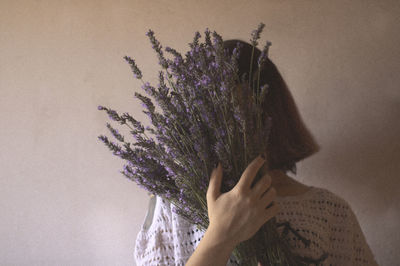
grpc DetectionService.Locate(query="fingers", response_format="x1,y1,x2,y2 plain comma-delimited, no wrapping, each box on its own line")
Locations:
261,201,280,222
252,174,272,198
206,162,222,203
260,186,277,208
236,154,266,191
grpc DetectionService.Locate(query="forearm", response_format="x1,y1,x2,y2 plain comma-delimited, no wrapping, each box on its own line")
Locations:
186,227,237,266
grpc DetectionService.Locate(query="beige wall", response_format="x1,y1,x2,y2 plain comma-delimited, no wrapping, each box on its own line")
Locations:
1,0,399,265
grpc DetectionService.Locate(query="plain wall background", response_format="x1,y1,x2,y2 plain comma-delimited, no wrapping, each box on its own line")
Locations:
1,0,399,265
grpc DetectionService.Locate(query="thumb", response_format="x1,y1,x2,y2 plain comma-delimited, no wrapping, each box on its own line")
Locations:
207,162,222,203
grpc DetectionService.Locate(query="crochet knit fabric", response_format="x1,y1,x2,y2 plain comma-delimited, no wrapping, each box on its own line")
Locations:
134,186,378,265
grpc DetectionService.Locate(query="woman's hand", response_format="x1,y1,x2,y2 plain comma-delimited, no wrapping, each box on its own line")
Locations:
186,154,280,266
206,154,280,248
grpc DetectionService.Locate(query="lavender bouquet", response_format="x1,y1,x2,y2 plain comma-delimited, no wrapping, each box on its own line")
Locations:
98,23,326,265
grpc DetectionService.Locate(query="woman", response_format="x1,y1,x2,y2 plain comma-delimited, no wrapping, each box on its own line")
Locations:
134,40,378,265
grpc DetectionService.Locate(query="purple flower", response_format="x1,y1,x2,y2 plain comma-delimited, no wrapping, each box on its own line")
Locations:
194,143,201,153
123,56,143,79
165,166,174,176
250,22,265,46
258,41,272,67
106,123,124,142
220,83,228,93
106,109,120,122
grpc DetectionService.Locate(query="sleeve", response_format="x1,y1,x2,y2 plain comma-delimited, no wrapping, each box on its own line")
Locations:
134,195,176,266
324,191,379,266
134,196,237,266
346,204,379,266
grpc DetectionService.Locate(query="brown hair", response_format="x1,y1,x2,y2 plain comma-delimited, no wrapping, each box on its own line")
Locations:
223,39,320,175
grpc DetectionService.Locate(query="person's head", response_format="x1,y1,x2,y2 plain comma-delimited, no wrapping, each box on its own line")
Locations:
223,39,320,175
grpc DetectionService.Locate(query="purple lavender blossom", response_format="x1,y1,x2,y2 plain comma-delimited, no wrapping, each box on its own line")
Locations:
107,109,120,121
250,22,265,46
258,41,272,67
123,56,143,79
146,29,168,69
106,123,124,142
232,41,243,60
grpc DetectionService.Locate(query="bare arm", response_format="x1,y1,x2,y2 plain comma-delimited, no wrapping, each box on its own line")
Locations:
185,226,237,266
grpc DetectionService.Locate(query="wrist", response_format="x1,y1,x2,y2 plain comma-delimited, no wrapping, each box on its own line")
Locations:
186,226,237,266
204,225,238,252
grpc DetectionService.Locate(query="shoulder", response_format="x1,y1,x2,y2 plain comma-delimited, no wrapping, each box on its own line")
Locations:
136,195,173,236
134,196,181,265
275,186,355,232
305,186,358,227
312,186,352,211
277,185,351,209
306,186,352,208
308,188,378,265
280,186,355,223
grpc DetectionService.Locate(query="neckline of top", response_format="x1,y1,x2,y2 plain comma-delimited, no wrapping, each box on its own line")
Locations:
275,186,318,200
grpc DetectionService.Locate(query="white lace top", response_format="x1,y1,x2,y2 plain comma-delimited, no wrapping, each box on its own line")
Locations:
134,186,378,265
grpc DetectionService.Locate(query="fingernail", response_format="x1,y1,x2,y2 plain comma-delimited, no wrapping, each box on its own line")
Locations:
260,153,266,160
214,161,219,169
